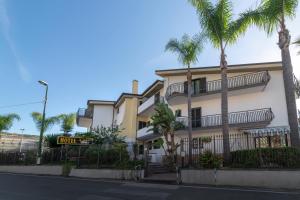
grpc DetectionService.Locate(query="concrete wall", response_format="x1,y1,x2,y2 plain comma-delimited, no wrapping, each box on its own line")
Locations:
92,105,114,129
181,169,300,189
70,168,144,180
0,165,62,176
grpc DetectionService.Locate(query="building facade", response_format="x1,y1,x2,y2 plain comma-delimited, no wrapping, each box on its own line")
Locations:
77,61,300,163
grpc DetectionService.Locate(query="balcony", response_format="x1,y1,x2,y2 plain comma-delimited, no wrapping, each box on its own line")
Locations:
137,126,159,141
176,108,274,131
165,71,270,102
138,96,164,117
76,108,92,128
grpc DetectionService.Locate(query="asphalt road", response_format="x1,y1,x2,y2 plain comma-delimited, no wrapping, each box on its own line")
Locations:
0,173,299,200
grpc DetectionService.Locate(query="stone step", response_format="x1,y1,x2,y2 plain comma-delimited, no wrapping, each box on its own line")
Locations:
142,173,178,184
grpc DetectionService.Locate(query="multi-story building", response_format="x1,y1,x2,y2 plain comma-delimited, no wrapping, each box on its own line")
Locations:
77,61,300,163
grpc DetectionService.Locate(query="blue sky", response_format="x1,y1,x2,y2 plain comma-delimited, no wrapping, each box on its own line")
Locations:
0,0,300,135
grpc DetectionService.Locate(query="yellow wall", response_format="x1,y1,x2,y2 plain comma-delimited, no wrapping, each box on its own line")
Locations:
118,97,139,142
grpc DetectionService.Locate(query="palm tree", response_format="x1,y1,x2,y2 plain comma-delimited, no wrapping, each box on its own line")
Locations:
150,103,184,167
242,0,300,148
31,112,60,133
58,113,76,136
165,34,205,166
0,113,20,132
188,0,251,163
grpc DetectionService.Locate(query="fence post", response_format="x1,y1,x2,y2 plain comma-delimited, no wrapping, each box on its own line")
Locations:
213,135,216,155
77,145,81,168
97,144,101,169
258,137,263,167
246,134,249,150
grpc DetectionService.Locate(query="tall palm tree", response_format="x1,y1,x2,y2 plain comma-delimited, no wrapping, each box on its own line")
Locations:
0,113,20,132
31,112,60,133
58,113,76,136
189,0,251,163
243,0,300,148
165,34,205,166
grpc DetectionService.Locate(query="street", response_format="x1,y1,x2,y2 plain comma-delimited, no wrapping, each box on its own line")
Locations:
0,173,299,200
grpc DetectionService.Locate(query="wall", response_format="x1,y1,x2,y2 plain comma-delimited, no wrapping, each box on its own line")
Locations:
116,98,138,143
70,168,144,180
163,70,288,127
92,105,114,129
181,169,300,189
0,165,62,176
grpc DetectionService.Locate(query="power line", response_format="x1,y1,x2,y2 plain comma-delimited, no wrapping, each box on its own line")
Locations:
0,101,44,109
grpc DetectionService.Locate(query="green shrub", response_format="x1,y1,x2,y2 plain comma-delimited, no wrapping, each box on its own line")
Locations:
199,151,223,169
62,162,72,177
230,147,300,168
24,151,37,165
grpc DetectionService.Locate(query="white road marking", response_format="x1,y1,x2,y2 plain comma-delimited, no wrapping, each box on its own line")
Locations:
182,185,300,195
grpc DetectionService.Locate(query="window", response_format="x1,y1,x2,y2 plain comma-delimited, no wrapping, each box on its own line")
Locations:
192,138,198,149
138,145,144,155
255,135,288,148
138,121,147,130
154,92,161,104
153,139,161,149
147,141,153,150
117,108,119,114
175,109,182,117
192,107,202,128
192,78,207,95
184,78,207,95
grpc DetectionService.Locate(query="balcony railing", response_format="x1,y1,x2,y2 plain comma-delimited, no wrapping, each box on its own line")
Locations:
166,71,270,100
138,96,164,115
176,108,274,130
76,108,93,125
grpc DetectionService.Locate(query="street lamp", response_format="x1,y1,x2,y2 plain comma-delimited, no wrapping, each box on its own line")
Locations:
19,128,25,153
37,80,48,165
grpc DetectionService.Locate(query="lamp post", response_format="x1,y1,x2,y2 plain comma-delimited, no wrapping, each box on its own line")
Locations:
37,80,48,165
19,128,25,153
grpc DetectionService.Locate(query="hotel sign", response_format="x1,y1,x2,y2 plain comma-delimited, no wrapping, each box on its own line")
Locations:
57,136,91,145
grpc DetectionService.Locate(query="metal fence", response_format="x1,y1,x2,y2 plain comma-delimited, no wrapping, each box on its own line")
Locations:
0,144,140,169
166,71,270,100
179,132,297,168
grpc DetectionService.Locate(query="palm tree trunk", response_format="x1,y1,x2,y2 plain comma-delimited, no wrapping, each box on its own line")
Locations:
278,25,300,148
187,64,193,167
221,49,230,164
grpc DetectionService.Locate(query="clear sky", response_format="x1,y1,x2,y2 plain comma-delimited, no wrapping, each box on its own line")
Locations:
0,0,300,135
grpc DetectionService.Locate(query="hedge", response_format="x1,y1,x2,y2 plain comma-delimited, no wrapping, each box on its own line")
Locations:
230,147,300,168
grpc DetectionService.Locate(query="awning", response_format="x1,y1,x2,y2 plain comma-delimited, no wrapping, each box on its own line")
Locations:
243,126,290,136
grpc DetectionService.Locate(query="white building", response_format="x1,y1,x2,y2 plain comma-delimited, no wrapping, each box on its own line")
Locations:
77,61,300,163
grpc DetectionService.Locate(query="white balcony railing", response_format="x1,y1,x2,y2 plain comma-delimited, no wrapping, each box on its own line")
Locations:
138,96,164,115
137,126,153,139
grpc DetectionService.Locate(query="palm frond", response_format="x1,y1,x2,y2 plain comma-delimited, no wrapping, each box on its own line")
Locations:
189,0,222,47
225,9,258,46
31,112,60,133
165,33,205,66
245,0,298,35
58,113,76,134
0,113,21,132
